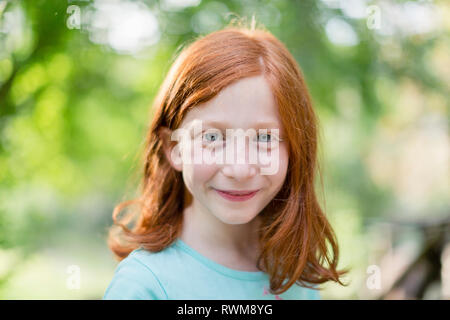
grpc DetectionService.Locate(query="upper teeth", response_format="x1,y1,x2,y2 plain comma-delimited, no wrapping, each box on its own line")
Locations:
227,191,251,195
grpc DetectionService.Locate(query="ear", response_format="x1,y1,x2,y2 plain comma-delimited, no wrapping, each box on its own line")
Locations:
159,126,183,172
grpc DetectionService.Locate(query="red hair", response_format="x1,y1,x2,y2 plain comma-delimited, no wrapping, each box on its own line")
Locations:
108,24,349,294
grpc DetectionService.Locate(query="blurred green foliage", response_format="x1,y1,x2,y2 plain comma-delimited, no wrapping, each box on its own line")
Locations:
0,0,448,298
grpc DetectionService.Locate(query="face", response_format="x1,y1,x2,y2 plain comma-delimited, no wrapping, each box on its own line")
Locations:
162,75,289,225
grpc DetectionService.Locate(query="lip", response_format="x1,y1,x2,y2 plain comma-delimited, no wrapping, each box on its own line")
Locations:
213,188,260,202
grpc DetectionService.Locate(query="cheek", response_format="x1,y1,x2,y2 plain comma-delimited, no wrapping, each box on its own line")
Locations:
271,145,289,186
280,146,289,174
182,162,218,191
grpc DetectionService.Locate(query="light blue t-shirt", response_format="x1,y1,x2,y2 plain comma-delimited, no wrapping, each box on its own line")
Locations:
103,238,321,300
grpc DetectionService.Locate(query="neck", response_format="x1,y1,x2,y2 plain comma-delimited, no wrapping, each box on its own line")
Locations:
179,201,262,269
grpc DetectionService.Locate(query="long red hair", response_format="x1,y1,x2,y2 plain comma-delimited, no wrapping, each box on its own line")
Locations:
108,24,349,294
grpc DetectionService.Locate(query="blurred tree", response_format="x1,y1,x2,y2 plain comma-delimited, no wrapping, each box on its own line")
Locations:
0,0,448,298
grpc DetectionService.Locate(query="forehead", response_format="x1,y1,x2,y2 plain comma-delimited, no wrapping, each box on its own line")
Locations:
180,75,281,129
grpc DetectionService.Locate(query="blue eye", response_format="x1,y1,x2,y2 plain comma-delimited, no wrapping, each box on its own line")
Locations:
205,133,218,141
203,130,223,144
258,133,271,143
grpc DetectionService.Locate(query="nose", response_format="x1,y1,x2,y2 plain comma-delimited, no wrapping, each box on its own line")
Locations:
221,137,258,180
222,163,257,181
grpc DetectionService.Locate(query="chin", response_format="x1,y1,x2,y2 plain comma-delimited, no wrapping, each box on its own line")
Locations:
216,212,259,225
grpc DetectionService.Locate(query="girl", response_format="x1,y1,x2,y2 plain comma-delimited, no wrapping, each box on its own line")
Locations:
103,24,348,300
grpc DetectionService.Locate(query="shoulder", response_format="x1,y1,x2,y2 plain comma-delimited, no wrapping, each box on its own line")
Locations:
306,287,322,300
285,283,322,300
103,248,169,300
298,283,321,300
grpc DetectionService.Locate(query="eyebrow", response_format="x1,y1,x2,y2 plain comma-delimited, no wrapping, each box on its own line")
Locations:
201,120,282,129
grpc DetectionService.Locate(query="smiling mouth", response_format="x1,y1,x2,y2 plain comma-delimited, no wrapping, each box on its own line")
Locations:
213,188,260,201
